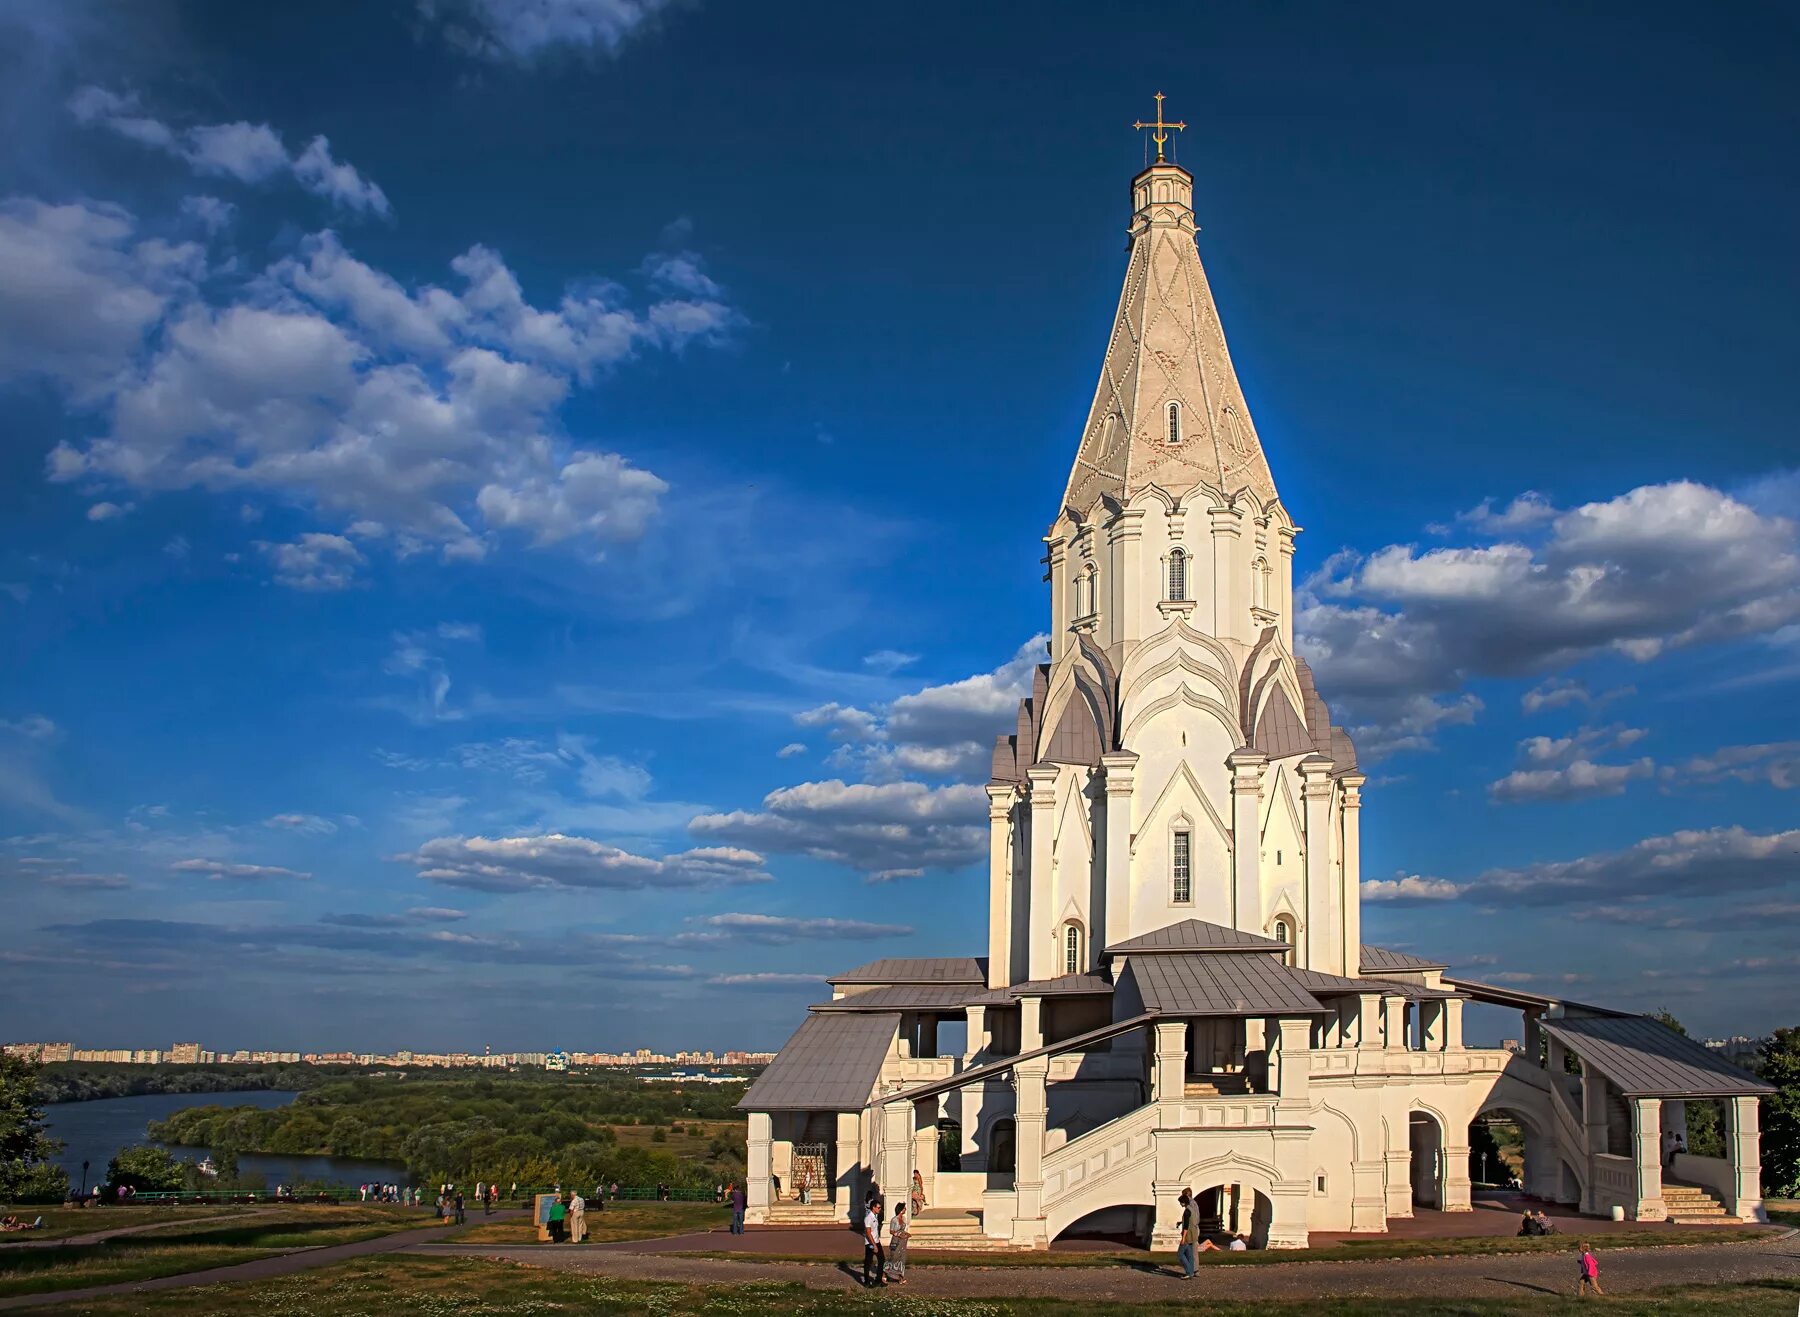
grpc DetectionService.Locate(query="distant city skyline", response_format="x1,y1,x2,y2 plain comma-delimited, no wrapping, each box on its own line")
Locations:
1,1,1796,1046
5,1040,776,1068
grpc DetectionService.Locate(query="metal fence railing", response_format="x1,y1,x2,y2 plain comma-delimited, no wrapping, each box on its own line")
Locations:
81,1184,729,1206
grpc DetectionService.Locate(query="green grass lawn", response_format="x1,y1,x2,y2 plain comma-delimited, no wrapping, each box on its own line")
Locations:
0,1205,435,1298
26,1254,1800,1316
0,1203,240,1243
452,1200,728,1245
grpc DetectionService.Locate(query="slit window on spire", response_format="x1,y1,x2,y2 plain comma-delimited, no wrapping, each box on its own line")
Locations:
1168,548,1188,602
1172,830,1192,904
1167,402,1181,445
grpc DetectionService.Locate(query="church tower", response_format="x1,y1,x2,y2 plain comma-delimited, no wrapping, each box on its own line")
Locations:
986,137,1365,987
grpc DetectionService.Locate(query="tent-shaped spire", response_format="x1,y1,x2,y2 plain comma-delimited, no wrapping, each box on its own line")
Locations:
1061,162,1279,517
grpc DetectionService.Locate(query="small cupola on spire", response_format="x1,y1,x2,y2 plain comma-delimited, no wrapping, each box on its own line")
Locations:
1060,94,1280,519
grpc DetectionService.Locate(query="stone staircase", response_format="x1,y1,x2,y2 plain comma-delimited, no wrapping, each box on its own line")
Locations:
764,1198,846,1226
907,1208,1006,1250
1662,1182,1732,1224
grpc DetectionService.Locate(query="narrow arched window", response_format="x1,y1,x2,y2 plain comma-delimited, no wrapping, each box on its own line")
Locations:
1168,548,1188,602
1272,916,1296,968
1253,557,1270,610
1167,401,1181,444
1063,923,1082,975
1172,830,1192,904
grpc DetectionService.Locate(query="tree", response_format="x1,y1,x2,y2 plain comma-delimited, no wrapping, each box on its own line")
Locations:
0,1050,69,1204
106,1145,186,1193
1759,1026,1800,1198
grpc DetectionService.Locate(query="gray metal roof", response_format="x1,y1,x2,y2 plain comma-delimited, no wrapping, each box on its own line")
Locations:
1360,944,1449,973
1106,919,1289,956
829,956,988,985
1542,1015,1774,1098
737,1011,900,1111
810,983,983,1013
1290,966,1387,997
1123,952,1324,1016
965,974,1115,1005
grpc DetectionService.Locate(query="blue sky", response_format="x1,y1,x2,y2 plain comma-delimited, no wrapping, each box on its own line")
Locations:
2,0,1796,1050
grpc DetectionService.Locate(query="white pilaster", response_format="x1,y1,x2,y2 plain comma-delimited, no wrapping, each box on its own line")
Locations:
1026,766,1059,982
1443,998,1464,1052
1100,751,1137,956
746,1111,772,1223
1630,1097,1666,1221
1356,994,1385,1050
1339,774,1364,974
1227,749,1267,933
1383,996,1408,1053
834,1110,861,1212
1299,756,1338,973
1011,1057,1049,1246
985,785,1016,989
1725,1095,1766,1221
1152,1019,1187,1125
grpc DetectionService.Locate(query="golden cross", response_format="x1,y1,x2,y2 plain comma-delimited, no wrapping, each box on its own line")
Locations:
1133,91,1186,164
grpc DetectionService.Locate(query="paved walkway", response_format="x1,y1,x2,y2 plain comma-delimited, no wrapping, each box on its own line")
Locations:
0,1209,273,1252
426,1229,1800,1303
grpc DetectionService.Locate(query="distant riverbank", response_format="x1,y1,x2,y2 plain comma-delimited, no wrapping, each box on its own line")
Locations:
34,1062,350,1105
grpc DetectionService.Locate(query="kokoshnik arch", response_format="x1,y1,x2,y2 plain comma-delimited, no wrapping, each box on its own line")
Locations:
738,105,1771,1249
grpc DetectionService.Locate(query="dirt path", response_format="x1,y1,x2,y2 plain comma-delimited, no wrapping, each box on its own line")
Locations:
0,1209,273,1252
424,1228,1800,1303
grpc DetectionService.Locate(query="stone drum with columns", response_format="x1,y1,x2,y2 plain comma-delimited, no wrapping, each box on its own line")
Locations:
738,104,1771,1249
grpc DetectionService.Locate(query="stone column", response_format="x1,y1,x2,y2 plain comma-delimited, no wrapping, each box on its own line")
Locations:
1110,509,1145,651
965,1005,988,1063
1384,1105,1414,1219
1150,1177,1187,1251
1383,996,1409,1053
878,1101,914,1216
1227,750,1268,932
1443,998,1464,1052
1580,1071,1610,1216
834,1110,861,1213
1244,1016,1269,1091
1275,524,1298,651
1299,756,1338,973
746,1111,772,1223
1546,1032,1567,1074
1339,774,1364,974
1630,1098,1666,1221
1020,995,1045,1053
1100,751,1137,955
1420,999,1446,1052
1152,1019,1187,1125
985,785,1016,989
1208,504,1242,639
1356,994,1385,1051
1524,1009,1544,1066
1026,766,1060,982
1011,1058,1050,1246
1725,1096,1766,1221
1274,1017,1311,1114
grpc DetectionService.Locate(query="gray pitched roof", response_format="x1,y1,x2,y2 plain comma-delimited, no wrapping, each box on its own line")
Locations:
966,974,1114,1005
829,956,988,986
1106,919,1289,956
737,1012,900,1111
1123,952,1324,1016
1542,1015,1774,1098
811,983,983,1013
1290,966,1386,997
1360,944,1449,973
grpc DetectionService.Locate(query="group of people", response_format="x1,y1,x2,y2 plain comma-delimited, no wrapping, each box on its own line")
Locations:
858,1169,928,1288
1173,1189,1253,1277
356,1183,408,1204
1517,1207,1557,1236
0,1215,44,1232
541,1189,593,1243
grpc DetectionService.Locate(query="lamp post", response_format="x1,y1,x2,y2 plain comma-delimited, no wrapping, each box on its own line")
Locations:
80,1160,90,1198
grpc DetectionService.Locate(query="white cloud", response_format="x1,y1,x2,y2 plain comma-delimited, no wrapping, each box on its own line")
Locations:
422,0,677,62
1675,741,1800,791
171,857,311,881
776,742,807,759
258,533,365,591
1517,724,1647,765
180,196,235,235
1489,756,1655,803
42,224,732,569
690,779,988,877
86,501,129,521
862,649,919,675
704,972,825,988
1458,825,1800,906
1360,874,1459,904
43,872,132,890
72,88,390,217
1457,491,1558,535
1302,480,1800,753
399,833,772,892
0,715,58,740
689,913,913,943
264,812,339,835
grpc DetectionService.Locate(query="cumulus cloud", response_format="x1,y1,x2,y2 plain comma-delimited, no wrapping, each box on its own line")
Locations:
1360,874,1459,904
1674,741,1800,791
1489,756,1656,803
1302,481,1800,754
776,742,807,759
171,857,311,881
39,225,734,569
71,88,390,217
688,913,913,944
1457,825,1800,906
258,533,364,591
422,0,677,62
264,812,339,834
1518,724,1647,765
690,779,987,877
398,833,771,892
1456,491,1558,535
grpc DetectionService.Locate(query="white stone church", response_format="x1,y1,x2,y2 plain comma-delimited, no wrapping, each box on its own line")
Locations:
740,137,1770,1249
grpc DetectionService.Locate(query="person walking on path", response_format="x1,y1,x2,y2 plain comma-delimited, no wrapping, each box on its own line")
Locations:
887,1203,910,1284
453,1190,465,1225
485,1184,496,1214
1577,1243,1603,1297
1176,1187,1198,1279
729,1183,747,1234
861,1198,886,1288
568,1190,587,1243
910,1169,926,1217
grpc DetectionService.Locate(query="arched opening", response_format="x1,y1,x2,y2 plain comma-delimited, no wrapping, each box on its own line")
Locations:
935,1119,962,1172
1252,556,1271,610
989,1118,1016,1177
1270,915,1297,967
1190,1182,1274,1249
1167,401,1181,444
1167,548,1188,602
1471,1105,1546,1200
1409,1111,1446,1211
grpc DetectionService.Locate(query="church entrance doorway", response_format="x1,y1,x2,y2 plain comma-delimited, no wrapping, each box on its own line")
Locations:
792,1142,831,1205
1409,1112,1445,1210
1192,1182,1274,1248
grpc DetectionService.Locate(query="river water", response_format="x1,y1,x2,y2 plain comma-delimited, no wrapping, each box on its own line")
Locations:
43,1091,409,1190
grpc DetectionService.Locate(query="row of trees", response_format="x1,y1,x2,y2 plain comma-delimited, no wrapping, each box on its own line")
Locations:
32,1062,344,1105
